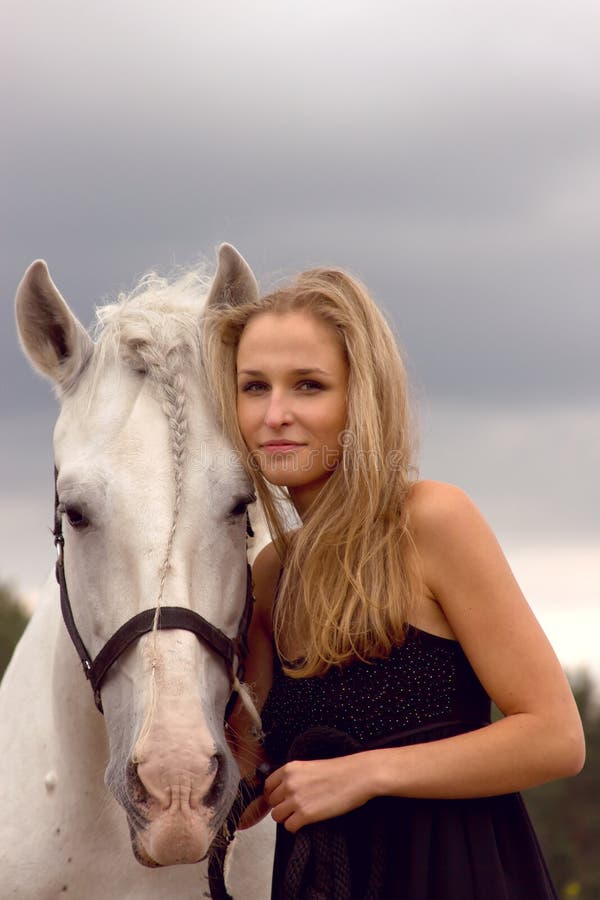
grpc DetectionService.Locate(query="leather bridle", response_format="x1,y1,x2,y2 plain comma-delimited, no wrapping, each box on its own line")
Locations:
52,468,255,715
52,468,260,898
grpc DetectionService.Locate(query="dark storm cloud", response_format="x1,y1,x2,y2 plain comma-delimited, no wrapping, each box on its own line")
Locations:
2,1,599,419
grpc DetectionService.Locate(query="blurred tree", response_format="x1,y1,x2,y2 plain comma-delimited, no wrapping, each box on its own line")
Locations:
525,670,600,899
0,582,29,680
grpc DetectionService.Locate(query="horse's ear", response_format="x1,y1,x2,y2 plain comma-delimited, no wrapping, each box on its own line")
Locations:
206,244,258,310
15,260,93,389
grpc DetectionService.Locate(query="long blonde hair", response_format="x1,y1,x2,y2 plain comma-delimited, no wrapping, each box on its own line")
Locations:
204,267,420,677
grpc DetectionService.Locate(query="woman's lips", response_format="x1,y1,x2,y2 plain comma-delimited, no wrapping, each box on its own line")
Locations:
259,441,304,453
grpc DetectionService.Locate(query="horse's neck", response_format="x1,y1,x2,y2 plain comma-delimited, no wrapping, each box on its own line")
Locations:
1,573,109,783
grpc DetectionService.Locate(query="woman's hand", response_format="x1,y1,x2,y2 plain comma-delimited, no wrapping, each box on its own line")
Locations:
264,754,373,833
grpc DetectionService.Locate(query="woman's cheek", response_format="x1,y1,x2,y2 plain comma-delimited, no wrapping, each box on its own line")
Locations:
236,401,253,444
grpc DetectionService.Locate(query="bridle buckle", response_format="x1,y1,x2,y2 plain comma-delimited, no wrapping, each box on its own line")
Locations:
54,532,64,563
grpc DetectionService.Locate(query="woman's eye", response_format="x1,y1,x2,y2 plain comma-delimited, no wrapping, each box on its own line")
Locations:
240,381,268,393
64,506,89,529
297,380,323,392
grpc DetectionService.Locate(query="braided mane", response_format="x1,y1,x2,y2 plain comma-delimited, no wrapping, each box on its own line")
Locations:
93,267,214,607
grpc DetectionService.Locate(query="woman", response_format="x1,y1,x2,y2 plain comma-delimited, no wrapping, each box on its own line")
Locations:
205,265,584,899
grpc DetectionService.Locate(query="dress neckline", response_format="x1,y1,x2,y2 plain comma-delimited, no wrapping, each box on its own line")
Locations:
406,624,459,645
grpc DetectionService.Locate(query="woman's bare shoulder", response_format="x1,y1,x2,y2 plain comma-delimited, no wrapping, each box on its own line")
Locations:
407,479,479,535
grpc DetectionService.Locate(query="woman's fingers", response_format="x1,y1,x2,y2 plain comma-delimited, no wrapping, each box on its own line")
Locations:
265,783,286,807
236,778,299,831
264,767,283,795
237,793,271,830
269,798,297,825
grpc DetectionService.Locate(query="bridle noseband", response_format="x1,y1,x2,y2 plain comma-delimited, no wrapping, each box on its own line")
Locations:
53,468,254,714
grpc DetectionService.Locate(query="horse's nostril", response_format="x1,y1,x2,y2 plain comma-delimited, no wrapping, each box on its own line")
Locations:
208,752,222,776
203,752,225,808
120,760,152,830
128,760,150,804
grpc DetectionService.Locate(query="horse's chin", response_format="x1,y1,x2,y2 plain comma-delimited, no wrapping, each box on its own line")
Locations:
129,815,215,867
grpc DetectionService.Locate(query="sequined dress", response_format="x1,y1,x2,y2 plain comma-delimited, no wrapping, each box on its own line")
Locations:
260,626,557,899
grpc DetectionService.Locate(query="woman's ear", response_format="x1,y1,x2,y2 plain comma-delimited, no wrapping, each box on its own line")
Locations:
15,260,93,391
206,243,259,310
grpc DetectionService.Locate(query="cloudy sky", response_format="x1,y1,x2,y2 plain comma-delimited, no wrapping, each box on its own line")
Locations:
1,0,598,676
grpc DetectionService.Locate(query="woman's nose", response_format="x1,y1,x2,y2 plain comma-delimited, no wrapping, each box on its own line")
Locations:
264,391,293,428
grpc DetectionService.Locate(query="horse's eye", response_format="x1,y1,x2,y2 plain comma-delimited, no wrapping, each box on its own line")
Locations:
229,494,256,518
64,506,89,529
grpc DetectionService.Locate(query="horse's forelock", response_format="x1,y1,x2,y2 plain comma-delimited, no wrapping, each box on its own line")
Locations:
93,266,212,375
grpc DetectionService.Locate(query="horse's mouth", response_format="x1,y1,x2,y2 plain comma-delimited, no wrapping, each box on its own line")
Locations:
129,823,162,868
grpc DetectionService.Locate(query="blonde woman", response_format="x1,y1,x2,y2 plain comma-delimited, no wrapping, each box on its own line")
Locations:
205,248,584,899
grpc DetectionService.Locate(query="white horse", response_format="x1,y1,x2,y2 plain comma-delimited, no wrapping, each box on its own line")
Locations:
0,245,274,899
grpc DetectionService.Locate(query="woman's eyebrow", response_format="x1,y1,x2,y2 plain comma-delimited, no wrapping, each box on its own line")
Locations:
238,367,331,377
292,367,331,376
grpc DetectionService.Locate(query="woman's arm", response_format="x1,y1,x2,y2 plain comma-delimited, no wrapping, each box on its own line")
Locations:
264,481,585,832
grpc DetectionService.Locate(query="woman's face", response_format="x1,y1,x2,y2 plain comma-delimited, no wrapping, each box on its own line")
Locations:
236,310,349,515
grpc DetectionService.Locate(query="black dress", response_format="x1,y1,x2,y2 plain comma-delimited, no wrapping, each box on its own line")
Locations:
260,626,557,899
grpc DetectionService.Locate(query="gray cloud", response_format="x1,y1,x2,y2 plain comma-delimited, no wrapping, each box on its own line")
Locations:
1,0,598,593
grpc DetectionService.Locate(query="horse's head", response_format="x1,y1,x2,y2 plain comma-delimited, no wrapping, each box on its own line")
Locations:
15,246,260,866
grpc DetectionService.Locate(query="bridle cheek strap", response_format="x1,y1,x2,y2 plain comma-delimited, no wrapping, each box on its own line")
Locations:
53,471,255,715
